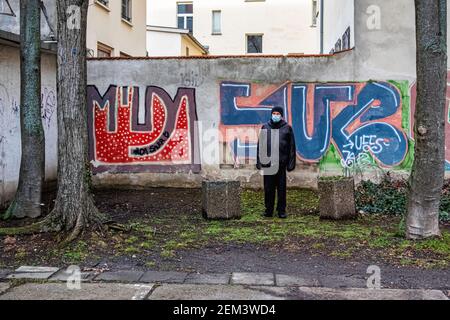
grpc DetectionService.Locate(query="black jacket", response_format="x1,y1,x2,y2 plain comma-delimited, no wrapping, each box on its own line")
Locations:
256,119,297,172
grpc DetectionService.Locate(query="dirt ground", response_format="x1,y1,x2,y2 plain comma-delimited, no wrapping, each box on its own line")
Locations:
0,188,449,290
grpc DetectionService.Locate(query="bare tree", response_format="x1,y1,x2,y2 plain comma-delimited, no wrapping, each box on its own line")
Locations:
3,0,45,220
406,0,447,239
41,0,106,241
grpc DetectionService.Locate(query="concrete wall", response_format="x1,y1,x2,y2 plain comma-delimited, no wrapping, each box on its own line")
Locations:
147,0,320,55
1,0,448,200
0,44,57,206
322,0,354,53
87,0,423,190
87,0,147,57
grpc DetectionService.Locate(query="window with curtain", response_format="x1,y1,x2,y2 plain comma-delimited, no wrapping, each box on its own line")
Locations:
212,10,221,34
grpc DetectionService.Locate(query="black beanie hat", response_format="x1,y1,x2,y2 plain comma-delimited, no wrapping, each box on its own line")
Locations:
272,106,284,117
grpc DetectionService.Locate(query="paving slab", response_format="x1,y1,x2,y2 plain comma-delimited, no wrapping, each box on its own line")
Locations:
140,271,188,284
15,266,59,273
94,271,144,283
296,287,449,300
0,283,10,295
7,266,59,281
185,273,231,285
0,269,12,280
148,284,290,300
0,283,154,300
276,274,320,287
49,269,94,282
231,273,275,286
319,275,367,288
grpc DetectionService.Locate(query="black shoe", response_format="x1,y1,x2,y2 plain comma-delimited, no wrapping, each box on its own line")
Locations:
278,213,288,219
262,212,274,218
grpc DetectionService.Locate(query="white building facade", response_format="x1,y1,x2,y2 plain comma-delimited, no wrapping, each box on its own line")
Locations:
147,0,328,55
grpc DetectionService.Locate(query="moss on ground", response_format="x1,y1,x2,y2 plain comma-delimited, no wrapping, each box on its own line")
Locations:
3,189,449,270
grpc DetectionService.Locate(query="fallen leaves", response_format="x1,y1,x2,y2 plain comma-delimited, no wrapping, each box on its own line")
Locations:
3,236,16,245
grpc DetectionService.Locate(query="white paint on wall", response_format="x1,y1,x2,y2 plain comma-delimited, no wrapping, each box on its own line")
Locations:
0,45,57,206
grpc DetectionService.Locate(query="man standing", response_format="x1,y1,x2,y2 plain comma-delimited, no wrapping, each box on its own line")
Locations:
256,106,297,219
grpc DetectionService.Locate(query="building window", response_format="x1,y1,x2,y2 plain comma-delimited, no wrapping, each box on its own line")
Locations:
342,27,351,50
96,0,109,7
97,42,113,57
186,47,190,56
177,2,193,33
311,0,318,26
122,0,132,22
212,10,221,34
246,34,263,54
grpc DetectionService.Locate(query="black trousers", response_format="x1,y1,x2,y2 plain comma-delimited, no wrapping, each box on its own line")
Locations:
263,166,287,215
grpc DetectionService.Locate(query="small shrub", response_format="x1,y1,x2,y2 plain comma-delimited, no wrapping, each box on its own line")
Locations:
356,174,449,223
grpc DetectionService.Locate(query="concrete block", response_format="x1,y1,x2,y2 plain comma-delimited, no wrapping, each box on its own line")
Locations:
202,180,241,219
318,177,357,220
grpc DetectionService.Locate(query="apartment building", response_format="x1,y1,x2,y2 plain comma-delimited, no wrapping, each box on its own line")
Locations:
87,0,147,57
147,0,322,55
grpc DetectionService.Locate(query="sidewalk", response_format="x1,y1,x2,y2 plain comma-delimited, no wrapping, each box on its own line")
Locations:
0,267,448,300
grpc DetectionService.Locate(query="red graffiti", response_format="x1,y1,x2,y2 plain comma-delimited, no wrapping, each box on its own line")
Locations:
93,87,191,165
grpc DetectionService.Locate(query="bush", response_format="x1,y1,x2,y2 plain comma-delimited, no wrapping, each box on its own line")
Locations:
356,174,449,223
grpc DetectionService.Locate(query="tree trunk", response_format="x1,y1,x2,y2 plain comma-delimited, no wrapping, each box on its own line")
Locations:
406,0,447,239
3,0,45,220
46,0,105,240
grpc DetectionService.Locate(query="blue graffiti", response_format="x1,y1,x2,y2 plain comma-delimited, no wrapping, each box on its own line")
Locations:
230,139,258,160
220,82,288,126
220,81,408,168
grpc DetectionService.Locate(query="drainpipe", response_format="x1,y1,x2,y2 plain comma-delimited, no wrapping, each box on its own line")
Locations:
320,0,324,54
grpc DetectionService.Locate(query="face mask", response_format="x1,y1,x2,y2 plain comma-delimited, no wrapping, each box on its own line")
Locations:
272,114,282,123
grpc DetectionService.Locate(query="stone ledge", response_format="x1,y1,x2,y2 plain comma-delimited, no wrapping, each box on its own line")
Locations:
185,273,231,285
140,271,188,284
231,272,275,286
94,271,144,283
7,266,59,280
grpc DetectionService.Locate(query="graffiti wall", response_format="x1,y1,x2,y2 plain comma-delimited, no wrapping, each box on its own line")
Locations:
87,85,201,174
220,81,412,171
